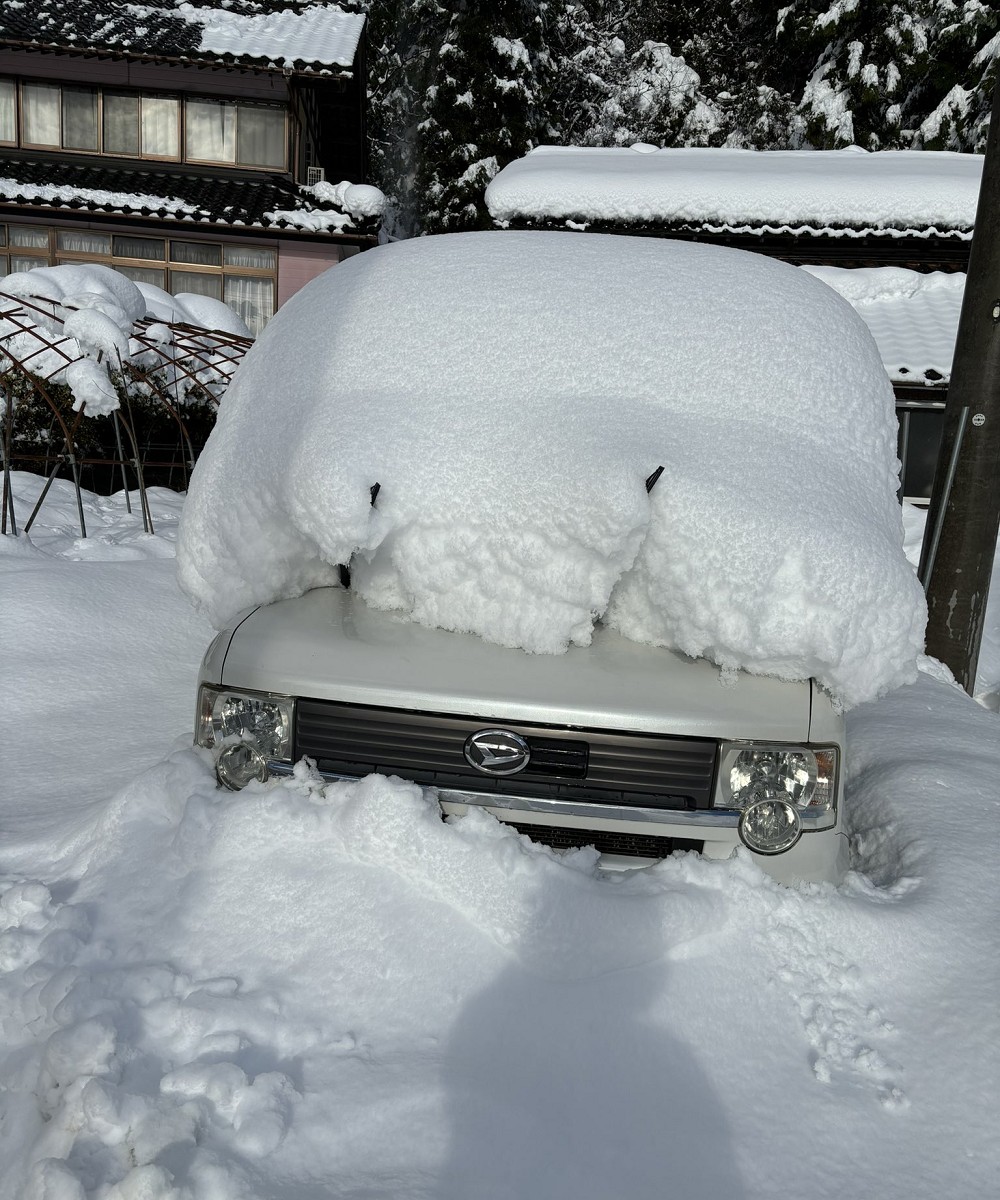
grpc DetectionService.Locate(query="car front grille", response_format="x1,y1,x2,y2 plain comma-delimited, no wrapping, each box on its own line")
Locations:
503,822,704,859
294,700,719,810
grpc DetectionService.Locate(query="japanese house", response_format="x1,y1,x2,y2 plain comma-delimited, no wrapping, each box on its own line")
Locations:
0,0,382,335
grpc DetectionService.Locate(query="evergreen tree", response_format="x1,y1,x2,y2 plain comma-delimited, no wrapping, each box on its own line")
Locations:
363,0,1000,238
777,0,934,149
582,38,723,147
366,0,451,237
577,2,796,149
913,1,999,150
413,0,549,233
543,1,627,146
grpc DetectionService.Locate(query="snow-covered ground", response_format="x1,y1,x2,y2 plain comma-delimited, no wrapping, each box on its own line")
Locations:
1,472,997,1199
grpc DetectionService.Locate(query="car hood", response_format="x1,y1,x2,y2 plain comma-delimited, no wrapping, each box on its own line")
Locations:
214,587,815,742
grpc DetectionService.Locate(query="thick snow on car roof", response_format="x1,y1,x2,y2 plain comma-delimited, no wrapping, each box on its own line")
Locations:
177,231,926,707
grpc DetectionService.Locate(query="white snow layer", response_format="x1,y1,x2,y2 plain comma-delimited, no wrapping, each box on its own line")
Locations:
178,3,366,71
1,263,251,414
2,471,1000,1199
485,146,983,237
803,266,964,383
178,232,925,707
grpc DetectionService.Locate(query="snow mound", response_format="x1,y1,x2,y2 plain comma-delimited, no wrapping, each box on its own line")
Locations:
177,231,925,707
1,261,147,324
135,282,252,338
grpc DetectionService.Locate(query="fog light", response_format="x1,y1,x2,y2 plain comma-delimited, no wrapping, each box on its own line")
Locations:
738,799,802,855
216,743,269,791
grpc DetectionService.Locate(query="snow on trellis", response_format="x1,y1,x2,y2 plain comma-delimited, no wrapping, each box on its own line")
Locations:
0,264,252,538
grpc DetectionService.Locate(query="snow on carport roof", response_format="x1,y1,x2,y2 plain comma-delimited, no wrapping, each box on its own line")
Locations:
804,266,964,385
178,231,926,707
486,146,983,239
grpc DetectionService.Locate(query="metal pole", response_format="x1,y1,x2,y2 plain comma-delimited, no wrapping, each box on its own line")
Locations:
112,412,133,514
1,389,15,537
918,70,1000,694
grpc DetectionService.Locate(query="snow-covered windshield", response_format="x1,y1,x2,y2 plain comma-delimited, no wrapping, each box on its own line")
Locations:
177,230,925,707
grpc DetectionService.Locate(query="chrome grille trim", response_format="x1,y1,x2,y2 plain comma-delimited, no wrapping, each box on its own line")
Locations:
267,763,739,827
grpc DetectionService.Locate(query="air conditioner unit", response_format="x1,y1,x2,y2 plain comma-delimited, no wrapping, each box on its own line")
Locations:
306,166,326,185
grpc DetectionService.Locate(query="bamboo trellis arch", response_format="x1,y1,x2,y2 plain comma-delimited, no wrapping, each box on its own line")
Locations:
0,286,252,537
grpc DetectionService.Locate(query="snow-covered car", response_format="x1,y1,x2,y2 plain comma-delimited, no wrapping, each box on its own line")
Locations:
182,232,926,884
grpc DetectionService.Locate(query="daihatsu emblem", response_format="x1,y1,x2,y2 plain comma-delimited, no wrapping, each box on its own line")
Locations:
464,729,531,776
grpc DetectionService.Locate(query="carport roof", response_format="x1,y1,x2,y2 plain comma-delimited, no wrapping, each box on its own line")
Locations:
486,146,982,242
805,265,963,385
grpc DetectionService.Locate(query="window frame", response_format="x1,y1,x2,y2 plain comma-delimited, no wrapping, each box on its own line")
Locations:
184,95,289,170
0,222,278,334
7,78,287,170
0,79,18,146
19,81,64,150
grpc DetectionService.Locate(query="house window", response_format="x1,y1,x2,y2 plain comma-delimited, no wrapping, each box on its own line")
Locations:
186,99,286,169
238,106,287,168
0,223,277,334
186,99,236,164
170,269,223,299
56,231,111,255
4,79,285,170
142,96,181,158
103,93,139,155
63,87,99,151
22,82,61,146
171,240,223,267
0,80,15,144
10,225,49,251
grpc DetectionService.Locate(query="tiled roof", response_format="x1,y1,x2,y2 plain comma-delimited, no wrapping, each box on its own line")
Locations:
0,155,381,236
0,0,365,77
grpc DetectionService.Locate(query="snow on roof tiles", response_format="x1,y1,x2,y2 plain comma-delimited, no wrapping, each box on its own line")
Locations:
486,146,984,239
0,0,365,76
178,3,363,71
805,266,963,385
0,156,382,236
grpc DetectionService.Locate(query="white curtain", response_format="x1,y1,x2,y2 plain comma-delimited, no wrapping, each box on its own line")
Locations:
237,106,285,168
117,265,165,287
141,96,179,157
62,87,98,150
171,240,221,266
186,100,235,163
170,270,222,299
56,230,111,254
112,235,165,261
224,275,273,335
9,226,49,249
10,254,45,272
223,245,275,269
0,81,15,143
22,83,59,146
103,93,139,155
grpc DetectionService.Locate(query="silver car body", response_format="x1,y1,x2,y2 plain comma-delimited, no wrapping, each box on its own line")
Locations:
199,586,848,883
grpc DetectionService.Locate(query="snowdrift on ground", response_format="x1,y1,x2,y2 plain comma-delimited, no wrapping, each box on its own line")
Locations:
177,231,925,707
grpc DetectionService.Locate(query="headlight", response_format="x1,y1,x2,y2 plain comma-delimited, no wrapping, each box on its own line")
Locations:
716,742,839,847
196,685,294,784
738,800,802,855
